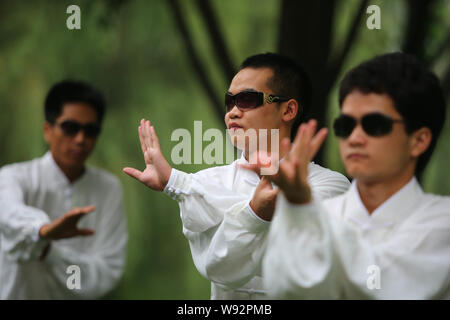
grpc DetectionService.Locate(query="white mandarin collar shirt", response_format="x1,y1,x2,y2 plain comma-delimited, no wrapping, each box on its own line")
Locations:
164,151,350,299
342,178,421,232
264,176,450,299
0,152,127,299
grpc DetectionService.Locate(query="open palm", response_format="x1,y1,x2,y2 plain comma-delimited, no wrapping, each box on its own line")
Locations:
241,120,328,204
39,205,95,240
123,119,172,191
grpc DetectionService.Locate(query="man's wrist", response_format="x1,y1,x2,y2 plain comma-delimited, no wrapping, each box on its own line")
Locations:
162,167,172,190
284,186,312,205
249,200,272,222
38,224,51,240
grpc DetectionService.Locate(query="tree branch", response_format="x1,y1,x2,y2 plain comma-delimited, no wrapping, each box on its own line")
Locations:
427,31,450,67
195,0,236,83
167,0,224,123
402,0,435,59
442,64,450,100
326,0,369,89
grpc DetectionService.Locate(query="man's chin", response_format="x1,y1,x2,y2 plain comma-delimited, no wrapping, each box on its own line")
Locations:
64,154,88,167
228,134,243,151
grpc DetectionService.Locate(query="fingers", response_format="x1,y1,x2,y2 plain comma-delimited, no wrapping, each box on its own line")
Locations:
281,138,291,160
69,205,95,216
291,119,325,162
139,119,156,165
259,176,273,189
309,127,328,160
76,228,95,237
291,122,307,157
82,205,96,213
145,120,154,148
138,121,147,155
122,167,143,181
150,125,161,150
139,118,153,150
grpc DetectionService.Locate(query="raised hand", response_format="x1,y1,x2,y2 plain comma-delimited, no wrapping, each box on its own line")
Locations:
240,120,328,204
39,205,96,240
250,176,279,221
123,119,172,191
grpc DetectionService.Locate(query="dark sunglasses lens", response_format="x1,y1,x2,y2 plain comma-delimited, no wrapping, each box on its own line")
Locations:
84,124,101,138
235,91,260,109
333,115,356,138
225,93,234,111
60,121,81,136
362,114,393,136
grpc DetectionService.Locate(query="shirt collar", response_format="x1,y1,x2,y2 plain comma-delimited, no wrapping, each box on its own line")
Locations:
343,176,424,229
237,151,288,187
42,151,89,188
237,151,260,186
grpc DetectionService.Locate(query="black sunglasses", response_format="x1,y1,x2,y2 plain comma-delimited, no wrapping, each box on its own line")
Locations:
225,91,290,112
333,113,404,138
55,120,101,138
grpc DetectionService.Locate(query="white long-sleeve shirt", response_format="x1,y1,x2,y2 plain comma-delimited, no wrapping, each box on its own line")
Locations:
163,153,350,299
0,152,128,299
264,177,450,299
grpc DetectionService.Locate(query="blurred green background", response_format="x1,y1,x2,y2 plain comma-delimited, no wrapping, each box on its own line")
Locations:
0,0,449,299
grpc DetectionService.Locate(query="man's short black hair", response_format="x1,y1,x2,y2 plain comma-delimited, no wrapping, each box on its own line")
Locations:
339,52,446,175
44,80,106,124
240,52,312,141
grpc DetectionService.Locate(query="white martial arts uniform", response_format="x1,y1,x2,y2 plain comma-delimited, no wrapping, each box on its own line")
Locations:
163,153,350,299
0,152,128,299
264,177,450,299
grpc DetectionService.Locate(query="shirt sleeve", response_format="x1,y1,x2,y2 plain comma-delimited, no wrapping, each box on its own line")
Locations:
0,166,51,262
203,168,349,290
165,166,350,291
264,194,450,299
163,168,259,283
41,180,128,299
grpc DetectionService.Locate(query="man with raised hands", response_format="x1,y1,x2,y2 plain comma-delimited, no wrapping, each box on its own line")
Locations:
123,53,350,299
0,80,127,299
242,52,450,299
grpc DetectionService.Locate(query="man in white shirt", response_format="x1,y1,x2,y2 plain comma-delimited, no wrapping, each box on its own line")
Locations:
243,52,450,299
0,80,128,299
123,53,350,299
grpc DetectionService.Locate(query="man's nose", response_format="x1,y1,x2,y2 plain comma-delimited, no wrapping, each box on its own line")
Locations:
73,130,87,144
347,124,367,146
227,105,243,118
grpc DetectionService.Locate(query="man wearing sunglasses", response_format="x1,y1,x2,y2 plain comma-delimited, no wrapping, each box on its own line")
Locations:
242,52,450,298
124,53,350,299
0,80,127,299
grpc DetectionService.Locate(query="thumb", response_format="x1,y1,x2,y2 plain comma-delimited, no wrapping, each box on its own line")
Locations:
258,176,273,189
267,188,279,200
80,205,96,214
123,167,143,181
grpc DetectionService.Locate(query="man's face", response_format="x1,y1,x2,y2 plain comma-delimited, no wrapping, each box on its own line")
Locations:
44,103,99,169
338,91,416,184
225,67,285,153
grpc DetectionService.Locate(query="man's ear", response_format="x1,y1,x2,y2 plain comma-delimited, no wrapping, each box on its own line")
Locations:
410,127,432,158
43,122,52,144
282,99,298,123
